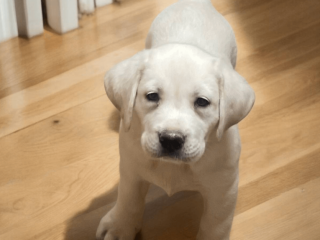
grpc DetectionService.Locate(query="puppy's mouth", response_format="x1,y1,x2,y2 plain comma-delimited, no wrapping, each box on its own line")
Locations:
153,150,191,162
141,132,204,163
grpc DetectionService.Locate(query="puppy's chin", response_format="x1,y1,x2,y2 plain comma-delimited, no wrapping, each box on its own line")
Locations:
142,145,204,164
156,153,201,163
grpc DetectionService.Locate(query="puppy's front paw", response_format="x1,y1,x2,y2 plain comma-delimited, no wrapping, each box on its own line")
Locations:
96,207,139,240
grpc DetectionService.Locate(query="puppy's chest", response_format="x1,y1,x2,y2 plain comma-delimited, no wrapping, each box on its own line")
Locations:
145,161,199,196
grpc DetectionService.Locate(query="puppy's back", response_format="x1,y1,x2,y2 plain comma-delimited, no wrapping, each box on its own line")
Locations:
146,0,237,67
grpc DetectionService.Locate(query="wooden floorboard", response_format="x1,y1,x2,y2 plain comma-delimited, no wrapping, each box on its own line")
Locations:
0,0,319,239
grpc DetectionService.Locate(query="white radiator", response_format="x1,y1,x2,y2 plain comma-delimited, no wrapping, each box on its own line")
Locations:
0,0,114,43
15,0,43,38
0,0,18,43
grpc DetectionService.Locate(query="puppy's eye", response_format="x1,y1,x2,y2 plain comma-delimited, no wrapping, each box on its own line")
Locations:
146,92,160,102
195,97,210,107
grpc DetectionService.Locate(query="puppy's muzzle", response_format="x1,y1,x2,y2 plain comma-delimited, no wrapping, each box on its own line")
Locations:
159,132,185,152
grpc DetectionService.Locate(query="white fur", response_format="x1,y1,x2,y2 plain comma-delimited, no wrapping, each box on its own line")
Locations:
97,0,255,239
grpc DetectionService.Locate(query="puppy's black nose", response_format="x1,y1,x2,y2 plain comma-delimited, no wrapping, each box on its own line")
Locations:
159,132,185,152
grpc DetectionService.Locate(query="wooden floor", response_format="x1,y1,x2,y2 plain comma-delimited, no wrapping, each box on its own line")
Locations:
1,0,320,239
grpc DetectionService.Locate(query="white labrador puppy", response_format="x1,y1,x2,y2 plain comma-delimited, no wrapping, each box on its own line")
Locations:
97,0,255,239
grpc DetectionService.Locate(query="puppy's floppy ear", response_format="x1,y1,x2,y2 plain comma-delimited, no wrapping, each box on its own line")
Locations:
215,61,255,141
104,50,149,131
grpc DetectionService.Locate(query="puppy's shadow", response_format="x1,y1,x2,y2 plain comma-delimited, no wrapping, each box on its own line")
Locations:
107,108,121,133
64,184,203,240
64,184,119,240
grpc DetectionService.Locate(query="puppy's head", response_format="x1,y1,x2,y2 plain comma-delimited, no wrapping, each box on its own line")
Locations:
105,44,255,163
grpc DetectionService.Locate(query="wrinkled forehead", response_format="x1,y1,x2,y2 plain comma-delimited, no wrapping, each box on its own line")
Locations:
147,45,213,78
140,45,219,97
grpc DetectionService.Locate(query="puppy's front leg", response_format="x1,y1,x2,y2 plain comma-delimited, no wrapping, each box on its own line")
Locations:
197,170,239,240
96,166,149,240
